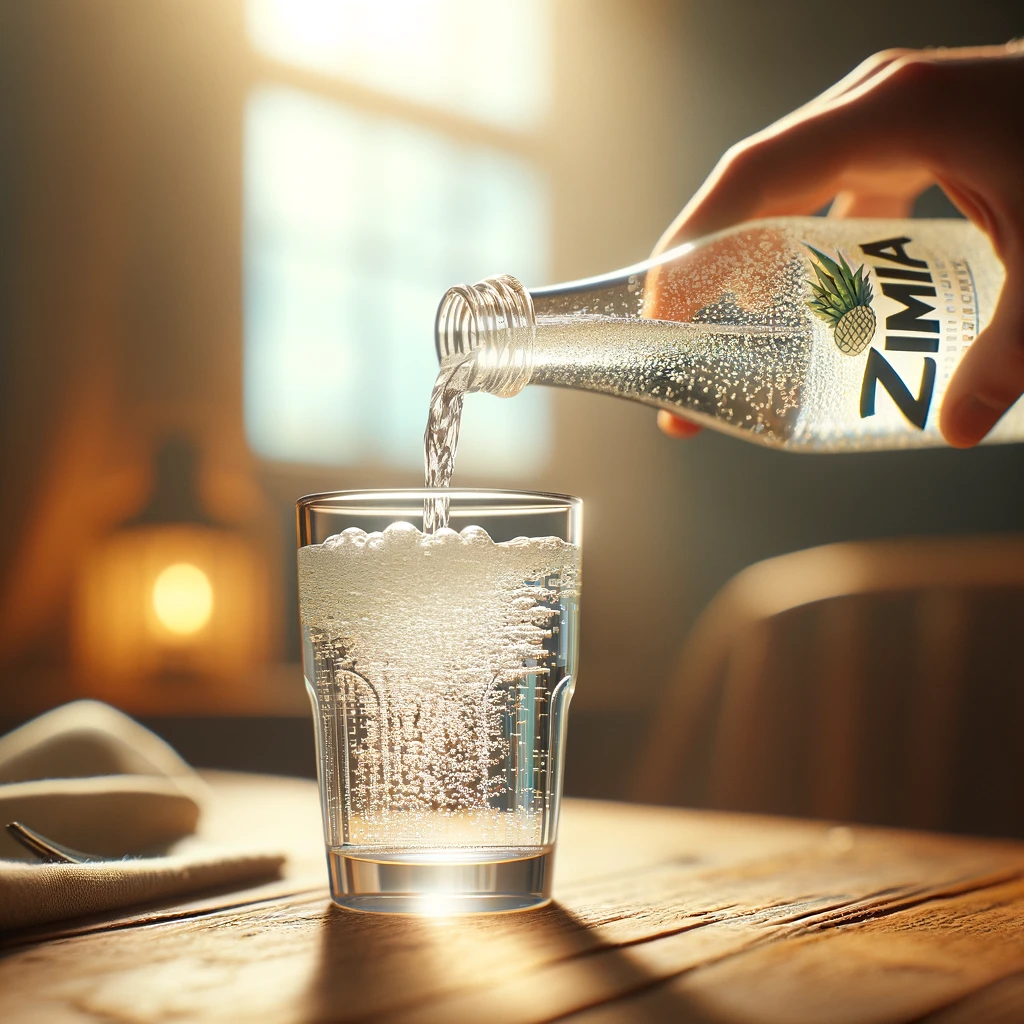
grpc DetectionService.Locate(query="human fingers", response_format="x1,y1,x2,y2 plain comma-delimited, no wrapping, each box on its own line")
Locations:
653,55,942,255
829,190,920,218
657,411,703,439
810,43,1015,109
801,47,915,110
940,249,1024,447
649,55,912,257
828,165,934,218
656,43,1023,257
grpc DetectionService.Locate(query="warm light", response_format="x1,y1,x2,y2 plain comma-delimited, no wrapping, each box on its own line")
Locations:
75,524,271,710
246,0,550,131
417,894,456,918
152,563,214,635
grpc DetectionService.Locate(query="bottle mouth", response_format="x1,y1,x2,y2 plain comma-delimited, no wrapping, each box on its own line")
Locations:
434,275,535,397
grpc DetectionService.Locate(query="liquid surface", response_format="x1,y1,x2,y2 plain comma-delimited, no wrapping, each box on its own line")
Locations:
327,844,553,914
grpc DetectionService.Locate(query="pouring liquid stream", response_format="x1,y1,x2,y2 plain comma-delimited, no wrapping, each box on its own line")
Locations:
423,352,475,531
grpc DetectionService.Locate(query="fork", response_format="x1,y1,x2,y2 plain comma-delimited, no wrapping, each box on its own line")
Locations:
5,821,104,864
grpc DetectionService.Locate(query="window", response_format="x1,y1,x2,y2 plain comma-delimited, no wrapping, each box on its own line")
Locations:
243,0,552,475
246,0,549,131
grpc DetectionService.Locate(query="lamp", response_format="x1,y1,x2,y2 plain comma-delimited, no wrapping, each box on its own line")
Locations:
74,436,271,712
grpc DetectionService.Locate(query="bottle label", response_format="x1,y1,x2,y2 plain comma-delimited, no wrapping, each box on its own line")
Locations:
799,224,987,443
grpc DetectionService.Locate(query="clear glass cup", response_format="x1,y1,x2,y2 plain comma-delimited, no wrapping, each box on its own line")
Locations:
296,489,582,914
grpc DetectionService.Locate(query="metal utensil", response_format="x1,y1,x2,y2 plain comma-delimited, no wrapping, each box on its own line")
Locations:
5,821,104,864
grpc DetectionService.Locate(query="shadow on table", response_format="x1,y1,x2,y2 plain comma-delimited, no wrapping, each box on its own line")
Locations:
306,900,720,1023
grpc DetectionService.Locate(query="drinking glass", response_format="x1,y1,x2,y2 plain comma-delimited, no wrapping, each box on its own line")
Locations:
296,489,582,913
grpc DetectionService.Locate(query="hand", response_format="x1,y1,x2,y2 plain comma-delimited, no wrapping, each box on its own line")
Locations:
654,42,1024,447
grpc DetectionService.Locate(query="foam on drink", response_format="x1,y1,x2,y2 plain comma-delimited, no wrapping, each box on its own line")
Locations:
300,521,578,687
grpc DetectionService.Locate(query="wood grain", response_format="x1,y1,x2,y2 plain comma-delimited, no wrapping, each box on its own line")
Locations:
1,774,1022,1023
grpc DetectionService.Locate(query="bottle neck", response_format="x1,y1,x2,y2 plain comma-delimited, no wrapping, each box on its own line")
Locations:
434,275,536,397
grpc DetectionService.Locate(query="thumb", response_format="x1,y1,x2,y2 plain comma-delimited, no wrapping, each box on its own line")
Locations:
940,252,1024,447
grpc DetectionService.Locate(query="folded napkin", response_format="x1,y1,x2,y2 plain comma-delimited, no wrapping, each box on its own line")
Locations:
0,701,285,931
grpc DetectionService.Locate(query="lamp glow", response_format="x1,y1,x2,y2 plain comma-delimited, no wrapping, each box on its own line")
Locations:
152,562,214,635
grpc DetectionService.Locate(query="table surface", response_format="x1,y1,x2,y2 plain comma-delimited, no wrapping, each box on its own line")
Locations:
2,772,1023,1024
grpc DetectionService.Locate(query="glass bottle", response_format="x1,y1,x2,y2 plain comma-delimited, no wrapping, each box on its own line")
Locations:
435,217,1023,450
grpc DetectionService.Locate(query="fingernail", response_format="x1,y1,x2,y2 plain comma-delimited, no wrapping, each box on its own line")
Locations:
951,394,1006,445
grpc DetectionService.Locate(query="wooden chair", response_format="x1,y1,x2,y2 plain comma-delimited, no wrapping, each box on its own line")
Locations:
631,536,1024,838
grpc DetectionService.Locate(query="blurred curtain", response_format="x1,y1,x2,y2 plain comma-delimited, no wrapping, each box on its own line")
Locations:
0,2,135,667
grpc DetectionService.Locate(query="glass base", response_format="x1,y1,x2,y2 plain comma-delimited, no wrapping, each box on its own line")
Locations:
326,845,553,915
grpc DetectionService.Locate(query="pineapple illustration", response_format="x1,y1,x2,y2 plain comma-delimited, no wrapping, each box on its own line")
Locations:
804,244,876,355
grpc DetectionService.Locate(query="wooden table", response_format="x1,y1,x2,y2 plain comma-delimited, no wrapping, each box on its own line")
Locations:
2,772,1023,1023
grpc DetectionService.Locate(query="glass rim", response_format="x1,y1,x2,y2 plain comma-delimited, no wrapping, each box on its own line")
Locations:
296,488,582,515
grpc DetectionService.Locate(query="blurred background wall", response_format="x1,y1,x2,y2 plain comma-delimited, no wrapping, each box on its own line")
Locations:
2,0,1022,794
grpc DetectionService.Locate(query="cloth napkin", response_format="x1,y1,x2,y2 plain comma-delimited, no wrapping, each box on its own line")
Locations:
0,701,285,931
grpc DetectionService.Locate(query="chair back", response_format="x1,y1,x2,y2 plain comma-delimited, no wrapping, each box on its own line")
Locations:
632,536,1024,838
